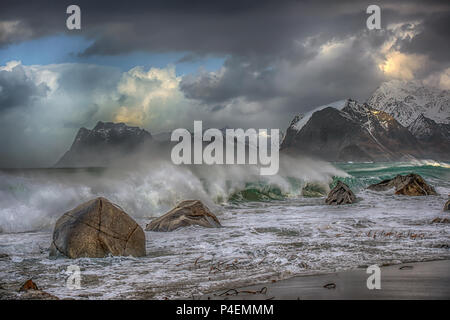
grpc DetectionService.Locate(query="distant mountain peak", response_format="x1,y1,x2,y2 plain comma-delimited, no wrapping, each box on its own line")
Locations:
288,99,348,132
367,80,450,126
55,121,152,167
281,98,421,161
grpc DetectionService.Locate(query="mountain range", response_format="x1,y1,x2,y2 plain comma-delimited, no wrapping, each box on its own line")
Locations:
367,80,449,126
55,80,449,166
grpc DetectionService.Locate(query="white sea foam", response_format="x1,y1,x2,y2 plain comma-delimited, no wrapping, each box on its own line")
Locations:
0,155,346,233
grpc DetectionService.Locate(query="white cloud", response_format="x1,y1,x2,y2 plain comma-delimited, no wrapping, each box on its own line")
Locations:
378,51,428,80
114,65,195,129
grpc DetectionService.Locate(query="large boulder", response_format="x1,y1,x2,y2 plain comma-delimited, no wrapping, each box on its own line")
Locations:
367,173,437,196
325,181,356,205
146,200,221,232
49,197,146,258
444,200,450,211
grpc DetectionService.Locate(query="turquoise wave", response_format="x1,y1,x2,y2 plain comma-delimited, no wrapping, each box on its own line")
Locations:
228,161,450,203
334,161,450,191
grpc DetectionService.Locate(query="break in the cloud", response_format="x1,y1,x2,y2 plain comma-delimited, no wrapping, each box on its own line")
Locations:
0,0,449,166
114,66,193,128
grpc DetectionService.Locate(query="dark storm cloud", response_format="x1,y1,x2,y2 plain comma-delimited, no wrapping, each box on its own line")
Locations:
1,0,447,115
181,57,280,104
0,0,445,55
396,11,450,62
1,0,450,168
179,30,387,112
0,64,49,111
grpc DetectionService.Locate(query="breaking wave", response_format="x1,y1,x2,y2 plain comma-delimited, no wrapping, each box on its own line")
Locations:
0,155,345,233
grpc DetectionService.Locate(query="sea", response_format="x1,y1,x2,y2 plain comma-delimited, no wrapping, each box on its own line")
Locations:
0,158,449,299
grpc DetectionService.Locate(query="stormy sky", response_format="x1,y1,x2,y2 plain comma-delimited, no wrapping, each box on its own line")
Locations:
0,0,449,167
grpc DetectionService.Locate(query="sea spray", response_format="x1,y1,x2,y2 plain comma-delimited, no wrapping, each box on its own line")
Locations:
0,155,346,233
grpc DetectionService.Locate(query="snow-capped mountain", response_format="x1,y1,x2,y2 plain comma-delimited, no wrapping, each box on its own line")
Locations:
407,114,450,158
55,121,153,167
408,114,449,140
281,99,422,161
290,99,347,132
367,80,450,127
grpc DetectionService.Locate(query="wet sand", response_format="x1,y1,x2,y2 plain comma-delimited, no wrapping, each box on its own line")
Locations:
200,260,450,300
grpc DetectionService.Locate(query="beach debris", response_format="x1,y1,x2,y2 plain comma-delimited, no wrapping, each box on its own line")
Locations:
216,286,268,297
444,200,450,211
208,259,240,274
325,181,356,205
49,197,146,259
367,173,437,196
194,256,203,268
145,200,221,232
323,283,336,289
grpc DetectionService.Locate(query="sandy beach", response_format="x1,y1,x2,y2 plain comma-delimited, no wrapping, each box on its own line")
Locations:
200,260,450,300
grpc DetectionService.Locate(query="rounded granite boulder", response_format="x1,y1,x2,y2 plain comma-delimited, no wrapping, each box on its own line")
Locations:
146,200,221,232
49,197,146,258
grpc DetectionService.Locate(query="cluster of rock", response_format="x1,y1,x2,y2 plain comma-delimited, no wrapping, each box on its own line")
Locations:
366,173,438,196
326,173,440,206
49,197,221,259
1,200,222,299
6,171,445,299
47,173,441,260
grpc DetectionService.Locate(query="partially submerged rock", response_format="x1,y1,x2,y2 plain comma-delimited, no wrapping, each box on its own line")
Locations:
444,200,450,211
146,200,221,231
367,173,437,196
18,279,59,300
50,197,146,258
19,279,39,292
325,181,356,205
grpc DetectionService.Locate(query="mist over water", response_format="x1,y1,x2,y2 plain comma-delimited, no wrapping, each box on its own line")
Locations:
0,159,449,299
0,154,345,233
